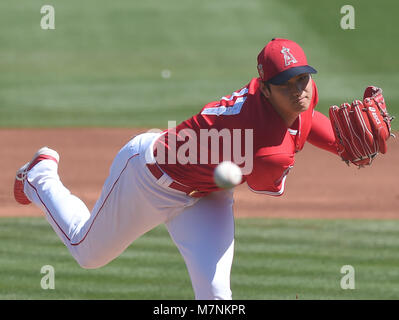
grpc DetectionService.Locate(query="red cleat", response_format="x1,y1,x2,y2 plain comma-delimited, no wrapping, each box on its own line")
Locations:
14,147,59,205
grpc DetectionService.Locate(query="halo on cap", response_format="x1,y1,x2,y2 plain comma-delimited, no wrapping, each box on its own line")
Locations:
257,38,318,85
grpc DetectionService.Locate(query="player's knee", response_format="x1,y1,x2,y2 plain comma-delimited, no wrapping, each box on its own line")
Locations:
75,257,104,269
210,279,232,300
194,276,232,300
73,251,109,269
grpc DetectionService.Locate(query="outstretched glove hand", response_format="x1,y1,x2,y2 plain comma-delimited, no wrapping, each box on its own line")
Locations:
329,86,394,167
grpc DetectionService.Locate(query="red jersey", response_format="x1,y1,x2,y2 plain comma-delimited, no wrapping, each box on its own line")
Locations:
153,77,337,196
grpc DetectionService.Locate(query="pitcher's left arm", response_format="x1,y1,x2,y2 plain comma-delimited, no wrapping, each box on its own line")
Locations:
307,110,338,155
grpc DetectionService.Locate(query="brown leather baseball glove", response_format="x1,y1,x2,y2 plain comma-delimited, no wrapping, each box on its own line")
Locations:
329,86,394,167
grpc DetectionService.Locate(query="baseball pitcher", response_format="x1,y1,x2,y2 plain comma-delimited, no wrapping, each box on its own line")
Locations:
14,38,393,299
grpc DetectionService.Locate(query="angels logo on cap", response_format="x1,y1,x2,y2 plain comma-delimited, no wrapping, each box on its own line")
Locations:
281,47,298,66
257,38,317,85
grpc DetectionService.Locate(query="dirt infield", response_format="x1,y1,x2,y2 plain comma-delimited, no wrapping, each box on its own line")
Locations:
1,128,398,219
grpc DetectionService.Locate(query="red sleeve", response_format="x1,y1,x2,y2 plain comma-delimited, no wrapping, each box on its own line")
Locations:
307,110,338,155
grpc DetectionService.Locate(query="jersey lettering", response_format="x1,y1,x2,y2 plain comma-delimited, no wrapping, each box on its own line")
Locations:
201,88,248,116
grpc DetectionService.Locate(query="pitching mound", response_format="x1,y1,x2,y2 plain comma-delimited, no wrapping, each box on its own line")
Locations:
1,128,398,219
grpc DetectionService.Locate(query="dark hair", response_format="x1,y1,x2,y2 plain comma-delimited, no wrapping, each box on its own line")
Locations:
262,81,271,91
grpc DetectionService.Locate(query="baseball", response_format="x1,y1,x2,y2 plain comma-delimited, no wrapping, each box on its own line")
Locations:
213,161,242,189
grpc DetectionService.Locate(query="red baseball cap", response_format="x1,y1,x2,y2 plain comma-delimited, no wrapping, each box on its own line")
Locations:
257,38,317,85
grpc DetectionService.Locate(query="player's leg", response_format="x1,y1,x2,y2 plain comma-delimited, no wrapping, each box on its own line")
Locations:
22,133,193,268
165,190,235,300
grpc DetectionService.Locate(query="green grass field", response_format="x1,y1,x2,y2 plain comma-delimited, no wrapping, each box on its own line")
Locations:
1,218,399,300
1,0,399,300
0,0,398,128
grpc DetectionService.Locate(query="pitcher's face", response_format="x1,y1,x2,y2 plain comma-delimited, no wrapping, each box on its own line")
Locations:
267,73,313,114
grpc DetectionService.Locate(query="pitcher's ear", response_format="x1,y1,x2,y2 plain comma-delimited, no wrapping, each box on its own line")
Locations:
259,81,271,98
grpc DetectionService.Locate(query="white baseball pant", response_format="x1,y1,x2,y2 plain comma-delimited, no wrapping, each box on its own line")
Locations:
24,132,235,300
